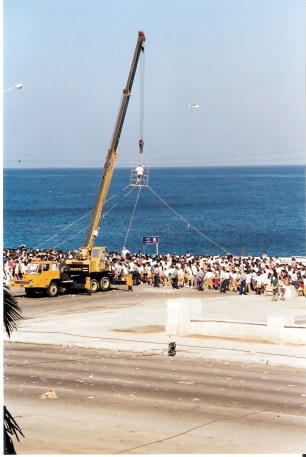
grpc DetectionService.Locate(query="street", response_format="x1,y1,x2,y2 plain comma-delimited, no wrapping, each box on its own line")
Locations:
4,341,306,454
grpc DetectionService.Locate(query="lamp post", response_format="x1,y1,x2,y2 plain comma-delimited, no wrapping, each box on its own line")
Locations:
3,83,23,93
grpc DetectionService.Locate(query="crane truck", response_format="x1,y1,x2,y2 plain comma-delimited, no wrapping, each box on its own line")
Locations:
14,31,146,297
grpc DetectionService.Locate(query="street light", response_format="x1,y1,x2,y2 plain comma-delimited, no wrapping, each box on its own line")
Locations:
3,83,23,93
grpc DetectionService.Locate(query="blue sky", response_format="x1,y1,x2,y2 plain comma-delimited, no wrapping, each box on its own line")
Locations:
3,0,305,167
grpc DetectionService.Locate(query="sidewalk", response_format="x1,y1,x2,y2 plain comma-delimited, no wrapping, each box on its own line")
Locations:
7,285,306,369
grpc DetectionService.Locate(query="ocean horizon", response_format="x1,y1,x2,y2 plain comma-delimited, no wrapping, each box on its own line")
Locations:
3,165,306,257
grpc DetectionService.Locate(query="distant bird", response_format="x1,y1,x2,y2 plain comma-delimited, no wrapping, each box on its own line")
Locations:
186,103,200,109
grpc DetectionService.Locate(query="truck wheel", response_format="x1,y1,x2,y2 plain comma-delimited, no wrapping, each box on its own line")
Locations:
90,278,99,293
47,282,59,298
100,276,110,292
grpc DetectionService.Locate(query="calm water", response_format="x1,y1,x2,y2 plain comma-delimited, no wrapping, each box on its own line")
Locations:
3,166,305,257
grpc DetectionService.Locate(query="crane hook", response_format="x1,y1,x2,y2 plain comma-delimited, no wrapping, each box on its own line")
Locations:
139,139,144,155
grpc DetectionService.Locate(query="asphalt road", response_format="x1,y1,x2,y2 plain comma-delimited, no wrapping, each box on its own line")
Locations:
4,342,306,454
11,285,133,314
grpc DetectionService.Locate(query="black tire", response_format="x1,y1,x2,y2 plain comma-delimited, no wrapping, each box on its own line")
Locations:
90,278,99,293
25,288,36,297
47,282,59,298
100,276,111,292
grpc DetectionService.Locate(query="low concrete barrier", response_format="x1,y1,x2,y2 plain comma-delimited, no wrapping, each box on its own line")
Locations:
166,298,306,344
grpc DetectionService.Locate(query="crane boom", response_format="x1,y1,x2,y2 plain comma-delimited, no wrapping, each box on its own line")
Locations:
15,33,147,297
83,31,146,253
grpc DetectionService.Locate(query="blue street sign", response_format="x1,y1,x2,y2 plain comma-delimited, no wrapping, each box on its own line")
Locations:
142,236,159,245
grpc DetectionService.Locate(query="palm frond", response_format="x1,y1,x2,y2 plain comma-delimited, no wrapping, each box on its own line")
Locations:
3,285,23,338
3,406,25,454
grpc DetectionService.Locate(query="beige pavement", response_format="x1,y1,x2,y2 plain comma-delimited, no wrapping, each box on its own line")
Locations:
7,284,306,368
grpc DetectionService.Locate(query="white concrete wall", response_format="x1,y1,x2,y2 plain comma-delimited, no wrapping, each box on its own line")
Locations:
166,298,306,344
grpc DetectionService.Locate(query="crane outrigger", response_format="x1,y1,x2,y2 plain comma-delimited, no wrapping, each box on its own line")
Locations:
14,31,146,297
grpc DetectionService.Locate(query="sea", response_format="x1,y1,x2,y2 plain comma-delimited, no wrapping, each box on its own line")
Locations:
3,166,306,257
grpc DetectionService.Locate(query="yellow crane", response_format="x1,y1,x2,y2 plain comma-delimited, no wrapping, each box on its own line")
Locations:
83,30,146,256
14,31,146,297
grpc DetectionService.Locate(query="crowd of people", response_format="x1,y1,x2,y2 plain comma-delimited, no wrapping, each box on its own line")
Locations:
3,246,306,299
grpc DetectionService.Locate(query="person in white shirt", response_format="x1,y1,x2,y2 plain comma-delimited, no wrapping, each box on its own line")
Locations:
220,268,230,293
205,269,214,289
303,275,306,297
279,276,287,301
246,271,252,293
135,164,144,183
289,270,298,289
121,247,130,259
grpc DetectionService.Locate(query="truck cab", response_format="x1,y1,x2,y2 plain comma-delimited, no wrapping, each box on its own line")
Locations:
13,261,66,297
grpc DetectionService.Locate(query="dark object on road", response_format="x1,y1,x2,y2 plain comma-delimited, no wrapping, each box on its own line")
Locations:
168,342,176,356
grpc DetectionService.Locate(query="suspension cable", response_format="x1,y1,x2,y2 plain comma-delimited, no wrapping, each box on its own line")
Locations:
122,185,142,250
147,185,229,253
52,225,89,249
34,190,123,250
50,201,121,249
123,186,136,198
34,209,94,249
